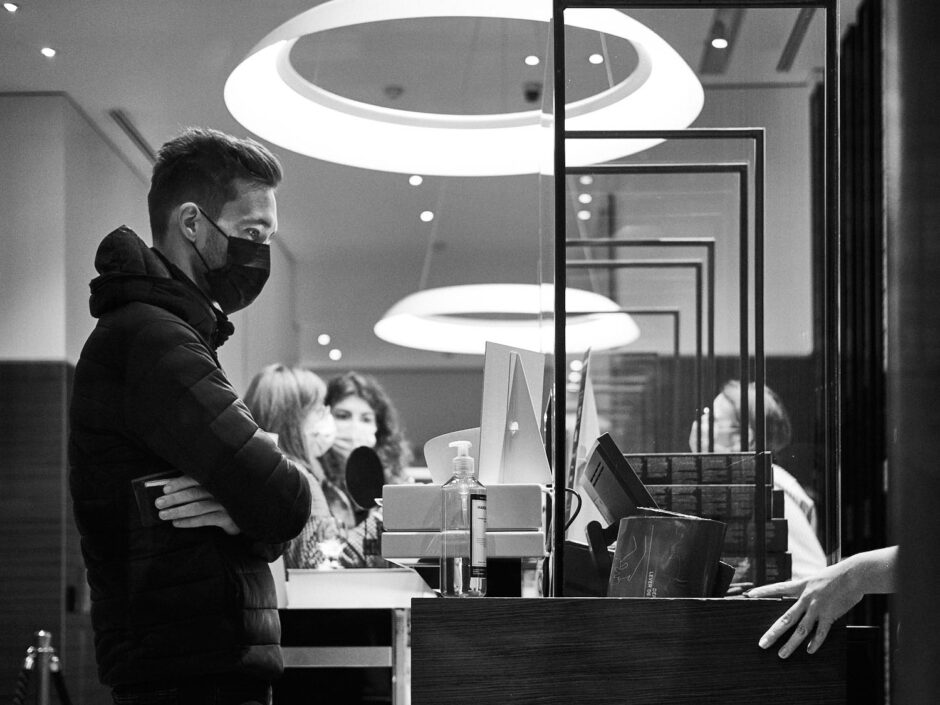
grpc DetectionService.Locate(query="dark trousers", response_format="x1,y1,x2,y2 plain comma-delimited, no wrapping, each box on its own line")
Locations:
111,674,272,705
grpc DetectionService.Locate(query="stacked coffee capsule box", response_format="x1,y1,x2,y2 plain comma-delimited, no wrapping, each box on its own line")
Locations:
624,451,791,584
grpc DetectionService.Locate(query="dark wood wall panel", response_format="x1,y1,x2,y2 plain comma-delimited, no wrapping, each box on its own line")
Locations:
835,1,890,700
0,361,109,704
0,362,68,696
840,0,887,562
888,1,940,701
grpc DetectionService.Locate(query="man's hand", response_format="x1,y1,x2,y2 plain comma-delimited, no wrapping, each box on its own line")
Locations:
155,474,242,535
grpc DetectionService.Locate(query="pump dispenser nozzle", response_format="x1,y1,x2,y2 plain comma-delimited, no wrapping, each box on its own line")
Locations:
448,440,474,476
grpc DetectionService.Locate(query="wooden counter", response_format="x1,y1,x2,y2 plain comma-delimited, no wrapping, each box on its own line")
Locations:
411,597,853,705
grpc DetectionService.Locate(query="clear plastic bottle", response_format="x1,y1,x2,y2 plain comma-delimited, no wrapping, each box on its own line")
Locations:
440,440,487,597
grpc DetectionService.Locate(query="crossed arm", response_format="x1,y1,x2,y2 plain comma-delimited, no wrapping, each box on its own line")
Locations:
124,317,311,543
745,545,897,658
155,474,242,535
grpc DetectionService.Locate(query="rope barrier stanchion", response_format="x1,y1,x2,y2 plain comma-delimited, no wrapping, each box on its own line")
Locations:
9,630,72,705
49,656,73,705
9,645,34,705
35,631,52,705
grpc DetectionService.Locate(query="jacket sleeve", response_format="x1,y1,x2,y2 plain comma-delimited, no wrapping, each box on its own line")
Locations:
244,539,289,563
122,315,312,544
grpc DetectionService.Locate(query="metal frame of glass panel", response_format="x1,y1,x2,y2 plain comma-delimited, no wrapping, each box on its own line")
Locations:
551,0,840,594
567,161,752,452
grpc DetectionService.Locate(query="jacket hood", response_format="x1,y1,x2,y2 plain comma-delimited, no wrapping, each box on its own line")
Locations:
88,226,233,348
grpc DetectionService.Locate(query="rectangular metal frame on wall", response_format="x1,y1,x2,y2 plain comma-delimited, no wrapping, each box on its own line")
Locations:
560,306,682,446
565,128,768,584
621,307,682,437
551,0,840,595
565,307,683,445
567,161,751,452
571,133,763,438
568,257,706,420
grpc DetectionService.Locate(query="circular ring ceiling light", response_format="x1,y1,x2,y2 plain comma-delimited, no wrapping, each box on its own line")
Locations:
225,0,704,176
373,284,640,355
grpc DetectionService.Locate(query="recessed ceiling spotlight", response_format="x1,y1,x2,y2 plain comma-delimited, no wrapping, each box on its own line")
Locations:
3,3,19,13
577,210,591,221
524,55,540,66
40,47,57,58
419,210,434,222
408,174,423,186
328,348,343,361
588,53,604,65
317,333,331,346
578,175,594,186
709,19,730,52
578,193,593,204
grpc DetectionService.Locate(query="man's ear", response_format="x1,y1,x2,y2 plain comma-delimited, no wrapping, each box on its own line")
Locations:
176,202,201,243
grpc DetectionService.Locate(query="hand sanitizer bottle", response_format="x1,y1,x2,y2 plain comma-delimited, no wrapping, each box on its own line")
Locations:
440,440,487,597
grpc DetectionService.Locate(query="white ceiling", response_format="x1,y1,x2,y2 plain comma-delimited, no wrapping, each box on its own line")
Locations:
0,0,861,366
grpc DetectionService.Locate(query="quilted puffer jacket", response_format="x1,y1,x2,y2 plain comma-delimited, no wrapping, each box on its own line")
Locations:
68,226,311,686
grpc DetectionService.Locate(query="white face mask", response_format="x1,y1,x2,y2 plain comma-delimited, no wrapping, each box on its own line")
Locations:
303,409,337,460
331,395,378,457
348,426,378,448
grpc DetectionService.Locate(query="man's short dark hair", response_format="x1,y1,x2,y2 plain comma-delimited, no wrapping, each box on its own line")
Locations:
148,127,283,242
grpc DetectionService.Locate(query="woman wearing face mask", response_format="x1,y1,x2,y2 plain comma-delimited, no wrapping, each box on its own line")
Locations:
689,380,826,581
247,366,391,701
244,364,362,567
321,372,413,513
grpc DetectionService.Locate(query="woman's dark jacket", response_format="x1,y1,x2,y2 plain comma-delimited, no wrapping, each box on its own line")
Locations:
68,226,311,686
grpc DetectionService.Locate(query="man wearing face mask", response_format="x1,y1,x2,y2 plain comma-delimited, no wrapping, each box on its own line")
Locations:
68,128,312,705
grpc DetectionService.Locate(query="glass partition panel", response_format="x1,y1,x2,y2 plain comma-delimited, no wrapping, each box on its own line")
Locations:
548,2,838,592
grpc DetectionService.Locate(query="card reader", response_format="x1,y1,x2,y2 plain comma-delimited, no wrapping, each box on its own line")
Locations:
578,433,658,524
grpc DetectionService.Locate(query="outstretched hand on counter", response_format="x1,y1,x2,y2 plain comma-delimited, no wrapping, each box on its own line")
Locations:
155,474,242,536
745,546,897,658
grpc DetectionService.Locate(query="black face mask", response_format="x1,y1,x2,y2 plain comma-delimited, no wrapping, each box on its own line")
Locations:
190,207,271,314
